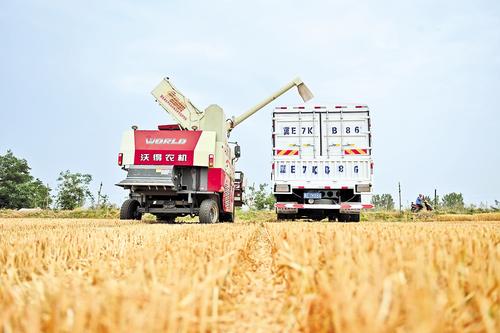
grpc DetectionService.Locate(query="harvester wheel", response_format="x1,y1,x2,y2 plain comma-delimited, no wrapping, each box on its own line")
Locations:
220,206,235,223
199,199,219,224
120,199,142,220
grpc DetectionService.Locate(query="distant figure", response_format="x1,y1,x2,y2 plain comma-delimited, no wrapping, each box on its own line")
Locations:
415,194,424,211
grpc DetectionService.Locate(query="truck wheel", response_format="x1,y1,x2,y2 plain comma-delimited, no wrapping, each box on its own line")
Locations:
199,199,219,224
328,214,338,222
349,214,360,222
277,213,297,221
338,213,350,223
120,199,142,220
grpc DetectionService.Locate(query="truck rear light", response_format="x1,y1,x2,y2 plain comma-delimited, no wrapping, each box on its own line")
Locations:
370,162,374,175
118,153,123,166
208,154,214,167
274,184,290,192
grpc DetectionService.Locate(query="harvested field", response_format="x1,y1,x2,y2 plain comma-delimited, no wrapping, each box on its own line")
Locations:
0,218,498,332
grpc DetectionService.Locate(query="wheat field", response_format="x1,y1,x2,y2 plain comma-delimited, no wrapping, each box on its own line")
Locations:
0,218,498,333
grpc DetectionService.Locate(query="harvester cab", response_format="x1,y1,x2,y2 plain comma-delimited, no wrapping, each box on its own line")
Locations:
117,77,313,223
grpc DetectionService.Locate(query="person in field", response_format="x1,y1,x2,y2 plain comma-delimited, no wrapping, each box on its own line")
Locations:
415,194,424,211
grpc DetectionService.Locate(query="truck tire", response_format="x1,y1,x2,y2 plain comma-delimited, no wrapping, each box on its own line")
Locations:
328,214,338,222
120,199,142,220
338,213,350,223
349,213,360,222
199,199,219,224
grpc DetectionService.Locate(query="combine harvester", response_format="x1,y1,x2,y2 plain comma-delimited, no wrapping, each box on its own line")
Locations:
117,77,313,223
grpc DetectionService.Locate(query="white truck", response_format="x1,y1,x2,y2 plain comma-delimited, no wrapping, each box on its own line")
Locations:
272,105,374,222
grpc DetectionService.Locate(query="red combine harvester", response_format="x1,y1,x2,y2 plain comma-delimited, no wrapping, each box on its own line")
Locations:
116,77,313,223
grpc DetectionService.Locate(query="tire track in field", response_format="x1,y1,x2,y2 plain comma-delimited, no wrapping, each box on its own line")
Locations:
220,223,290,333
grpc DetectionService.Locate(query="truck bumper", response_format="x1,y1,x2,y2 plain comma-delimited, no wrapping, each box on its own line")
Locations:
275,202,374,214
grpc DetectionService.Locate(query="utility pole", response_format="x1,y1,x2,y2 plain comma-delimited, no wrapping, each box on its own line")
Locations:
97,182,103,208
398,182,402,214
46,183,50,209
434,189,437,208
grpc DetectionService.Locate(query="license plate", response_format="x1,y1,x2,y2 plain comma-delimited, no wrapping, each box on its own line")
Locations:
304,192,321,199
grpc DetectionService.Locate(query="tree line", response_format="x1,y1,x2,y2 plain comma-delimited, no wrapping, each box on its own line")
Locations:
371,192,500,212
0,150,109,210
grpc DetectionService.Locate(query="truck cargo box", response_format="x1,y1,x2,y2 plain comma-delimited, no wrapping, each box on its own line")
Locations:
272,105,374,222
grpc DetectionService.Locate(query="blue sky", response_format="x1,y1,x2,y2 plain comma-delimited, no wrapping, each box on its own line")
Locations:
1,0,499,206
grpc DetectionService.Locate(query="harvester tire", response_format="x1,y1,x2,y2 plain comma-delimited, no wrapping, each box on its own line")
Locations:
199,199,219,224
220,206,235,223
120,199,142,220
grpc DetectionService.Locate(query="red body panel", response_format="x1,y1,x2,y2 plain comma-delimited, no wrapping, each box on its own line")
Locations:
207,168,224,192
133,130,202,165
207,168,234,212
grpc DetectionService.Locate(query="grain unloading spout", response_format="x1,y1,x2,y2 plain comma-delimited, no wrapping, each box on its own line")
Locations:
227,77,313,134
151,78,204,130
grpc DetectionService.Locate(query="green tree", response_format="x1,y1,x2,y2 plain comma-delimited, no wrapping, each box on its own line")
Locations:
0,150,51,209
55,171,93,210
441,192,464,210
247,183,275,210
371,194,395,210
491,200,500,211
27,179,52,209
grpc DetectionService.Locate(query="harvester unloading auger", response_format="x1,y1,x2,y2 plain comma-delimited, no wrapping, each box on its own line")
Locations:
116,77,313,223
